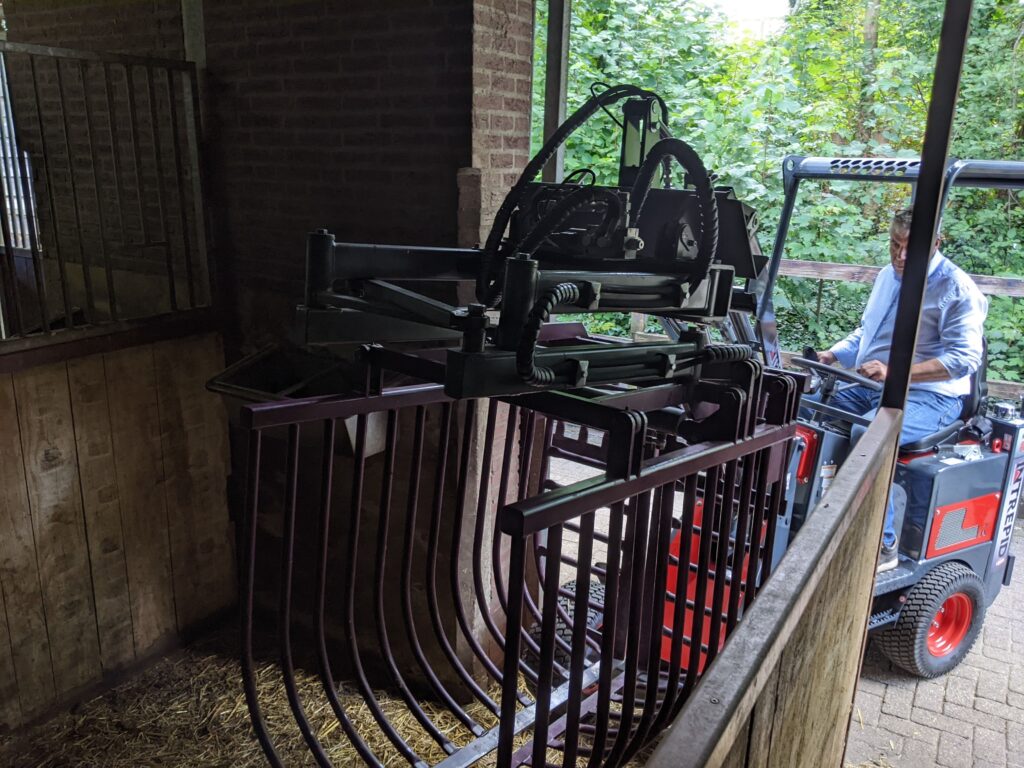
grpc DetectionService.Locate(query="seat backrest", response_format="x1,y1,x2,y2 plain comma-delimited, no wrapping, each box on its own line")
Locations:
958,337,988,420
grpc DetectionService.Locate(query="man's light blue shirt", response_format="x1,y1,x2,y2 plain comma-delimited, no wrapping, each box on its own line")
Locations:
829,251,988,398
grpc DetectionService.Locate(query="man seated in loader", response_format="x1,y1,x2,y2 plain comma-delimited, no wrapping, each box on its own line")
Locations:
814,208,988,572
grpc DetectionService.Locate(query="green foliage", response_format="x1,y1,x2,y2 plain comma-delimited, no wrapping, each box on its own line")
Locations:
532,0,1024,380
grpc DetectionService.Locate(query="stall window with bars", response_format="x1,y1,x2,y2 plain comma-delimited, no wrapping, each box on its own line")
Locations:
0,41,211,349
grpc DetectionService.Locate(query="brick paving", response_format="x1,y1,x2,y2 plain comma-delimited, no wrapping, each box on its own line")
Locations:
845,523,1024,768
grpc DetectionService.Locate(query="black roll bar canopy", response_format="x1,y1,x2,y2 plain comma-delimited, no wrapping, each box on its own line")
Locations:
756,155,1024,368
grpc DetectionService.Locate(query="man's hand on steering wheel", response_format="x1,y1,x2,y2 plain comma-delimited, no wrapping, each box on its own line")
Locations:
858,359,887,382
791,355,884,392
817,349,837,366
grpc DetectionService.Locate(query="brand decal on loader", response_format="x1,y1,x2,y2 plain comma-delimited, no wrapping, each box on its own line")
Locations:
994,454,1024,569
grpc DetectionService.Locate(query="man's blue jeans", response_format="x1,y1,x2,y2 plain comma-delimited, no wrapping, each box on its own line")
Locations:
803,386,964,549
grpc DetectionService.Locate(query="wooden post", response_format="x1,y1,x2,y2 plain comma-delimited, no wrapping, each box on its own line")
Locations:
541,0,571,183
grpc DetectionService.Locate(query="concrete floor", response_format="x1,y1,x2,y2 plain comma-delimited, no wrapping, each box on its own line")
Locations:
845,523,1024,768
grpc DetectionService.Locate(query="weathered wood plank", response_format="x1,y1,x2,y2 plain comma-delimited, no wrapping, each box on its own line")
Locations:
761,442,888,768
12,363,102,698
0,578,22,728
745,665,780,765
779,257,1024,297
104,346,177,651
0,373,53,722
67,357,136,671
153,333,234,629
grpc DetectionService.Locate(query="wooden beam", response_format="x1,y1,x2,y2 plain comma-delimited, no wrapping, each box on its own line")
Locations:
778,258,1024,298
180,0,206,69
541,0,571,182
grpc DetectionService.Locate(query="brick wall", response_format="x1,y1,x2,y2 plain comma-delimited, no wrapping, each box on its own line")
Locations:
465,0,534,247
4,0,186,59
202,0,480,347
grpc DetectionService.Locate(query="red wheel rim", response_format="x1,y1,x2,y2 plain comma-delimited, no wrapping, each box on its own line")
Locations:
927,593,973,657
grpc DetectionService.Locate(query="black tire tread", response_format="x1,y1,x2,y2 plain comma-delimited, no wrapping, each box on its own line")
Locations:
523,580,606,678
875,561,985,678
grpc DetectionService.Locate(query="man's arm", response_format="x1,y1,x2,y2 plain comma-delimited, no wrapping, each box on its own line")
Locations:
857,357,951,382
934,286,987,380
823,326,863,368
856,284,987,382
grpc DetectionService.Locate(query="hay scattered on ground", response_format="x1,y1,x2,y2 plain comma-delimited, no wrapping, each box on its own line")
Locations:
0,623,653,767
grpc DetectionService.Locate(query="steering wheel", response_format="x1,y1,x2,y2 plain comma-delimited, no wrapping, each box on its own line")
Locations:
791,356,883,392
792,356,882,428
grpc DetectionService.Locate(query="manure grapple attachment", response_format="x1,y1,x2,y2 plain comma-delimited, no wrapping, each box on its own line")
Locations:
236,85,802,767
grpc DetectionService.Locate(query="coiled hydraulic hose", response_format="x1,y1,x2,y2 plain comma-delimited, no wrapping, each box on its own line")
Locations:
478,84,669,307
516,282,582,385
702,343,753,363
512,186,623,260
630,138,719,295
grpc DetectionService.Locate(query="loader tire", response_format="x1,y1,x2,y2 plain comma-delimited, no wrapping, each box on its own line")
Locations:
522,580,605,683
875,562,985,678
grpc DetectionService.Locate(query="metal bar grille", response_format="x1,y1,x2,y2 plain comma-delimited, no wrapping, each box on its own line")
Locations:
239,367,801,766
0,40,209,341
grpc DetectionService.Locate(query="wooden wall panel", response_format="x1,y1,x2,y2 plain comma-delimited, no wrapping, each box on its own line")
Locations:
153,334,235,629
0,374,55,722
103,346,178,653
12,363,103,697
0,333,232,729
67,357,136,671
0,584,22,728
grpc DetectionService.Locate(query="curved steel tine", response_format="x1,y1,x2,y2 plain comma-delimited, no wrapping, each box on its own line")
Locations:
279,424,333,766
560,510,596,767
587,498,626,768
651,474,698,734
605,488,656,766
491,404,520,613
468,401,535,706
399,406,484,738
706,459,739,667
344,413,428,766
426,402,499,714
497,533,528,767
314,417,379,765
622,480,677,763
684,465,721,701
743,450,772,610
240,430,286,768
373,409,455,753
531,524,564,768
759,441,792,584
449,400,512,687
727,455,756,633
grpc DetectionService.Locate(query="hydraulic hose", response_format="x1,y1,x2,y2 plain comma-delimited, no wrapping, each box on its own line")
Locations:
512,186,623,260
702,344,753,363
630,138,719,295
516,282,582,386
478,84,669,307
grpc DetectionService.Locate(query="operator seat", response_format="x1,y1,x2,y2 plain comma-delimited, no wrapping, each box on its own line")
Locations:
898,340,988,455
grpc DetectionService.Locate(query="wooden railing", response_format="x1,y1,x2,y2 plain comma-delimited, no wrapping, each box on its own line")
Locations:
778,257,1024,298
648,408,902,768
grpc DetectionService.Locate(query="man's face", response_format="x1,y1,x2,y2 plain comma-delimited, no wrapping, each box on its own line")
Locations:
889,226,910,276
